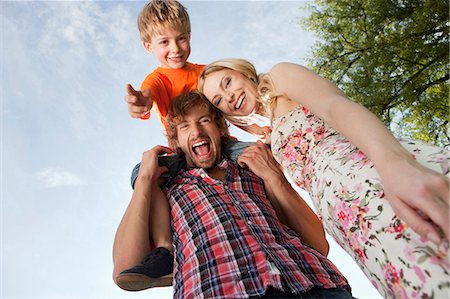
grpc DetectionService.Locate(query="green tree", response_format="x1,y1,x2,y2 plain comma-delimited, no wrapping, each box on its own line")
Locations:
302,0,449,146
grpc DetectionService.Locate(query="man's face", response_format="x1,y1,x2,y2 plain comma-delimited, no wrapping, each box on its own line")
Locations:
174,106,224,170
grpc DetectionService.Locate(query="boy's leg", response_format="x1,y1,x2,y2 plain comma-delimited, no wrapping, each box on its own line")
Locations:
130,162,141,189
118,163,175,291
116,189,173,291
130,162,173,189
130,155,186,189
224,138,256,162
148,187,173,251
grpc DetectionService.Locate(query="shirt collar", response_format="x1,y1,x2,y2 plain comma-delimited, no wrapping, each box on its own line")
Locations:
184,156,233,177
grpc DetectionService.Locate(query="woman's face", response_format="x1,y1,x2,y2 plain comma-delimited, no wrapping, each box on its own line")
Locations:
201,68,259,117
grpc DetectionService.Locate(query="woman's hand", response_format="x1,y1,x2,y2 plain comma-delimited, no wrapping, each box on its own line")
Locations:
238,124,272,144
379,158,449,246
259,126,272,144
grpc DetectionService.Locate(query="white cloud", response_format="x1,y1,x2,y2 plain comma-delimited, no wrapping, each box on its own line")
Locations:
36,2,139,68
187,1,315,72
36,167,84,188
239,2,314,69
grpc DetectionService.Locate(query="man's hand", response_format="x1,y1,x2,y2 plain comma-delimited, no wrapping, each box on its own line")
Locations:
137,145,174,186
237,140,283,181
125,84,152,119
238,141,329,255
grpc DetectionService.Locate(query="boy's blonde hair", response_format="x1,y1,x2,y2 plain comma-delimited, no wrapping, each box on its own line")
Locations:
138,0,191,43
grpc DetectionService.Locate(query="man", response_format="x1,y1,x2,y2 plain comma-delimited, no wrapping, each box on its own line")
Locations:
113,91,354,298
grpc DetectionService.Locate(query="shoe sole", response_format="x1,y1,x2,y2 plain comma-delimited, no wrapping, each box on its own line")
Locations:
116,273,173,291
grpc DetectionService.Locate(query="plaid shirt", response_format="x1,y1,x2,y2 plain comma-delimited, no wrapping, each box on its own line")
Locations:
166,159,349,299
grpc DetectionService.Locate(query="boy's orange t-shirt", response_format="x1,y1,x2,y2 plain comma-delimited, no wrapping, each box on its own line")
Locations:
140,62,205,133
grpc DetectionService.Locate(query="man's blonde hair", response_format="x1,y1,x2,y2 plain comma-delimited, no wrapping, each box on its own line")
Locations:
138,0,191,43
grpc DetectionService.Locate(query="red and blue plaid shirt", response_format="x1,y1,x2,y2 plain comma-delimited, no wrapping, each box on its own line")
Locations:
166,159,350,299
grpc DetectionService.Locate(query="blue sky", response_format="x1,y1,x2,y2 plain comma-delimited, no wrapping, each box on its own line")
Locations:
2,1,381,298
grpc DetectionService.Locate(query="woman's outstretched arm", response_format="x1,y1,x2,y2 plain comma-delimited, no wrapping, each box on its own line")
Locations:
268,62,449,244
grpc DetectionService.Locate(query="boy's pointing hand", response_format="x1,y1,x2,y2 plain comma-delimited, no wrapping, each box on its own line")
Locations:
125,84,152,119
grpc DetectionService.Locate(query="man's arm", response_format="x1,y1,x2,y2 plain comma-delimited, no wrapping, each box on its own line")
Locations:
238,141,329,256
112,145,171,280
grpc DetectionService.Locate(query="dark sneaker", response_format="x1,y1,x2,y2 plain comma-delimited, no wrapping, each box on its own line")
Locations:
116,247,174,291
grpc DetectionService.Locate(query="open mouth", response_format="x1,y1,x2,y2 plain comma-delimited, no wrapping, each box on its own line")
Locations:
192,140,211,160
235,94,245,109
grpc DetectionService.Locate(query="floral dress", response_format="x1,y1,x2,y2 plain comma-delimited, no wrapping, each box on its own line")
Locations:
271,105,449,299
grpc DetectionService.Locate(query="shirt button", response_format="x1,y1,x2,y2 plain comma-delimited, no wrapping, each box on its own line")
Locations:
247,220,253,225
200,173,206,178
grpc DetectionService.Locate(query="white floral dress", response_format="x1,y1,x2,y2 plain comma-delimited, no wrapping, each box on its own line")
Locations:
271,105,449,299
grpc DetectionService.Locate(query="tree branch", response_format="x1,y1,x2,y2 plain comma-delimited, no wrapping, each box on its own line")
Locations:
415,73,449,96
336,55,360,85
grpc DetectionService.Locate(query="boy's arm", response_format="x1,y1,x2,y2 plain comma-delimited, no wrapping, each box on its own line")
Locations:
124,83,153,119
238,141,329,256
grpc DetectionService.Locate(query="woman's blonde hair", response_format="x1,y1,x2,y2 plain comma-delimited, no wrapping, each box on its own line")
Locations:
138,0,190,43
198,58,284,125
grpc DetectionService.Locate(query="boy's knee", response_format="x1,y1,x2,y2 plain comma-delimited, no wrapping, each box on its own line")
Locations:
130,162,141,189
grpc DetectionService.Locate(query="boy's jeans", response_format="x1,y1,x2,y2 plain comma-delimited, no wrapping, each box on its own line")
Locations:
130,139,256,189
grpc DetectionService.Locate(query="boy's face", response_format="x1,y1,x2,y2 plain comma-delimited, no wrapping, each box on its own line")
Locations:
144,28,191,69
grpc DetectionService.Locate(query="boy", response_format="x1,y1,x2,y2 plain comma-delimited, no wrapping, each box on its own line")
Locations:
117,0,202,291
125,0,203,131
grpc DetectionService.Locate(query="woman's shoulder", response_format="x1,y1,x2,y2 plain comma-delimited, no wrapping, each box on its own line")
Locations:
270,62,308,72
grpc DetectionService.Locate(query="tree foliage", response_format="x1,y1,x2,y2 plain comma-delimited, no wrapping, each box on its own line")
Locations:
302,0,449,146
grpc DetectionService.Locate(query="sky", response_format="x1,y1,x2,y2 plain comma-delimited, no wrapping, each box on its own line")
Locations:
1,1,382,298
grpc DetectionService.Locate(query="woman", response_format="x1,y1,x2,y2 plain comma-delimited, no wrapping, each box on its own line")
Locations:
198,58,449,298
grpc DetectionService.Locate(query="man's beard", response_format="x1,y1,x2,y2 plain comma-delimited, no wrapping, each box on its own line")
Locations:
193,157,217,170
